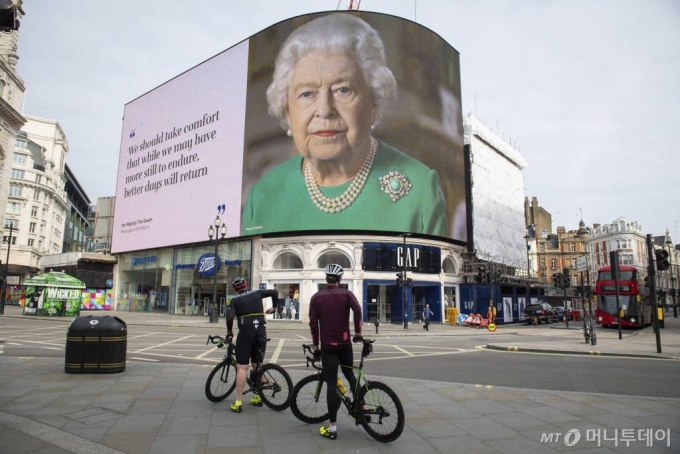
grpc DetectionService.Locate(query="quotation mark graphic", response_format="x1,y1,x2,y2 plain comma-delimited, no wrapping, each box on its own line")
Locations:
217,204,226,215
129,129,136,138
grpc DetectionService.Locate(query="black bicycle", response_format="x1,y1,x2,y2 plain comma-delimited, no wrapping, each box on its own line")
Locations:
290,337,405,443
204,335,292,411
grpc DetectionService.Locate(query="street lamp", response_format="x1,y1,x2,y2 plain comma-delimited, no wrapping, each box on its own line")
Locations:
0,225,13,315
400,233,411,329
208,215,227,323
665,236,677,318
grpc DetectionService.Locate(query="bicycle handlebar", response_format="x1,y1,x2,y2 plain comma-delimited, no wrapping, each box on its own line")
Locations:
301,337,375,368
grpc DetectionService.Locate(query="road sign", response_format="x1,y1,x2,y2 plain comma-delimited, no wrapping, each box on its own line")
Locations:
576,256,588,272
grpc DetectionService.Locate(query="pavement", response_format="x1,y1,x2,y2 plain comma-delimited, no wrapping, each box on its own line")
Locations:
1,305,679,453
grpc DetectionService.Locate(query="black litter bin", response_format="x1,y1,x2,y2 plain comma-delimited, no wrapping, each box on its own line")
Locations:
65,315,127,374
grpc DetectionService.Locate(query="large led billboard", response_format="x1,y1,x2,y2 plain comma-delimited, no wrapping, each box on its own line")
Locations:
113,11,467,254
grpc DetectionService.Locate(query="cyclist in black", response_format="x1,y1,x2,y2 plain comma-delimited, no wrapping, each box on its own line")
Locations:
226,277,277,413
309,264,363,440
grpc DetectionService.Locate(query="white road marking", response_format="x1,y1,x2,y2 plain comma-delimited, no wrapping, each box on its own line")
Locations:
393,346,415,357
131,334,195,353
269,339,285,363
296,334,308,340
128,357,159,362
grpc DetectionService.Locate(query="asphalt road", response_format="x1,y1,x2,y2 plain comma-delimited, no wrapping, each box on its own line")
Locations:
1,318,678,398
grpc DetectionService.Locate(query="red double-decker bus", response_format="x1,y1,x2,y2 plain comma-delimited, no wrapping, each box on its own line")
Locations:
594,265,651,328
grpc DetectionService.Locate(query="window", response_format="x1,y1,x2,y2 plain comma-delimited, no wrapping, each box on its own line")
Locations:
2,236,17,245
27,239,34,247
272,252,303,269
4,219,18,229
317,251,352,270
31,206,38,217
539,244,545,252
11,169,24,179
35,174,42,184
15,138,26,148
33,189,40,201
9,185,22,197
540,259,546,269
551,259,557,269
13,153,27,165
571,258,577,268
570,244,576,252
29,222,36,233
6,202,20,214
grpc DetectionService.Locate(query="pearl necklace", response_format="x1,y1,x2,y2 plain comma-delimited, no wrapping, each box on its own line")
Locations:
304,137,377,214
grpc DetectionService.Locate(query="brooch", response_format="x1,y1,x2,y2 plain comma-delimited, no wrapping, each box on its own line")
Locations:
379,171,412,202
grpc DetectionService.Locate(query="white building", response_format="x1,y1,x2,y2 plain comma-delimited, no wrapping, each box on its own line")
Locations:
3,115,69,281
0,1,26,237
588,217,648,276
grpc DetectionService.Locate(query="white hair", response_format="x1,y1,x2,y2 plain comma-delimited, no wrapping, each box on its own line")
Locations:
266,13,398,130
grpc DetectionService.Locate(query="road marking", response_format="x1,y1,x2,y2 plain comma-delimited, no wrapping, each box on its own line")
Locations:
296,334,307,340
393,346,415,357
41,347,63,351
128,357,159,362
195,346,221,360
131,334,195,353
269,339,285,363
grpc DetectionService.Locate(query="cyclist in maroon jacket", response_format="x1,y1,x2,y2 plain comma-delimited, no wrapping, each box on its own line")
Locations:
310,264,363,440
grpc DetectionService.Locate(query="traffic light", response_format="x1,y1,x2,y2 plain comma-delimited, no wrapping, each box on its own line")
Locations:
655,249,670,271
553,273,563,288
563,268,570,288
0,1,19,32
644,276,650,288
395,273,403,287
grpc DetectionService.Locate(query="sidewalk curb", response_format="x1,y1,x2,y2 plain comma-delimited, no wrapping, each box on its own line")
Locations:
484,343,680,360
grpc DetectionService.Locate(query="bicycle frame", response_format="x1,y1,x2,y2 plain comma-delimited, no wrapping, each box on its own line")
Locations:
301,343,374,423
207,335,265,396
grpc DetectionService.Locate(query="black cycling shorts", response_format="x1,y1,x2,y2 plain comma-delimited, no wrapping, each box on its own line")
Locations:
235,326,267,365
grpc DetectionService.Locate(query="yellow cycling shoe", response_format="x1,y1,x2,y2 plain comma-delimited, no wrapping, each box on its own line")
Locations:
230,401,242,413
320,425,337,440
250,395,263,407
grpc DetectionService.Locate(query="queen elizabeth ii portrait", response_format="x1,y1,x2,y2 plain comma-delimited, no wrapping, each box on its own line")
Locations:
240,13,466,240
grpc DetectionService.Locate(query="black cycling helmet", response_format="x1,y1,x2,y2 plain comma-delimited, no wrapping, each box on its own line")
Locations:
324,264,344,277
232,277,248,292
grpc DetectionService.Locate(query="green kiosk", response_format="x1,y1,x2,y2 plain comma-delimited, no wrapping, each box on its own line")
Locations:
22,271,85,317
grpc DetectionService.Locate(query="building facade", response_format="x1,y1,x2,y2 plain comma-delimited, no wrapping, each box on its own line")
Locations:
588,217,648,277
0,1,26,248
63,164,92,253
3,115,69,283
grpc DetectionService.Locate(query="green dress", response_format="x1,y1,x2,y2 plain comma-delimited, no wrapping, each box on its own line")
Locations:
241,140,448,237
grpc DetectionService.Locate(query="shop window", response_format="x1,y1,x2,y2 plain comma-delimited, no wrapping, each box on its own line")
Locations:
316,251,351,269
273,252,303,269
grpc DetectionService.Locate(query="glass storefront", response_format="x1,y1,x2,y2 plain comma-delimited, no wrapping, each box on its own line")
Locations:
116,239,251,315
118,249,171,312
172,239,252,316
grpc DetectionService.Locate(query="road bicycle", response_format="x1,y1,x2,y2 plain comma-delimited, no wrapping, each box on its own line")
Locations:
204,335,292,411
290,337,405,443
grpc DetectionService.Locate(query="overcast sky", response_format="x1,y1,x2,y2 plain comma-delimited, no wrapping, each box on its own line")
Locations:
16,0,680,239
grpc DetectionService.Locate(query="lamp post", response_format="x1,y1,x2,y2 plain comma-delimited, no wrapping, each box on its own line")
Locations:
0,225,13,315
208,215,227,323
666,236,677,318
401,233,411,329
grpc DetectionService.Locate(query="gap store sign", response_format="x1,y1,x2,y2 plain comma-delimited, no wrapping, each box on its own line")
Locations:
362,242,441,274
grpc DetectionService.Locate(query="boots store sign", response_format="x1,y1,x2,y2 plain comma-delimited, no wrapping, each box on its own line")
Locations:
362,243,441,273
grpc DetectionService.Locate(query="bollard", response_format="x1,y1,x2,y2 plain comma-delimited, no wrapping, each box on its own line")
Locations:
209,305,219,323
374,318,380,334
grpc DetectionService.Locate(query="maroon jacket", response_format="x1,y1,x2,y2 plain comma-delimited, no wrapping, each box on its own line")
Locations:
309,285,362,347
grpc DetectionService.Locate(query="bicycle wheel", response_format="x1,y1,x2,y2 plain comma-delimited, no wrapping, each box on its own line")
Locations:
290,374,329,424
357,381,405,443
257,363,293,411
205,358,237,402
